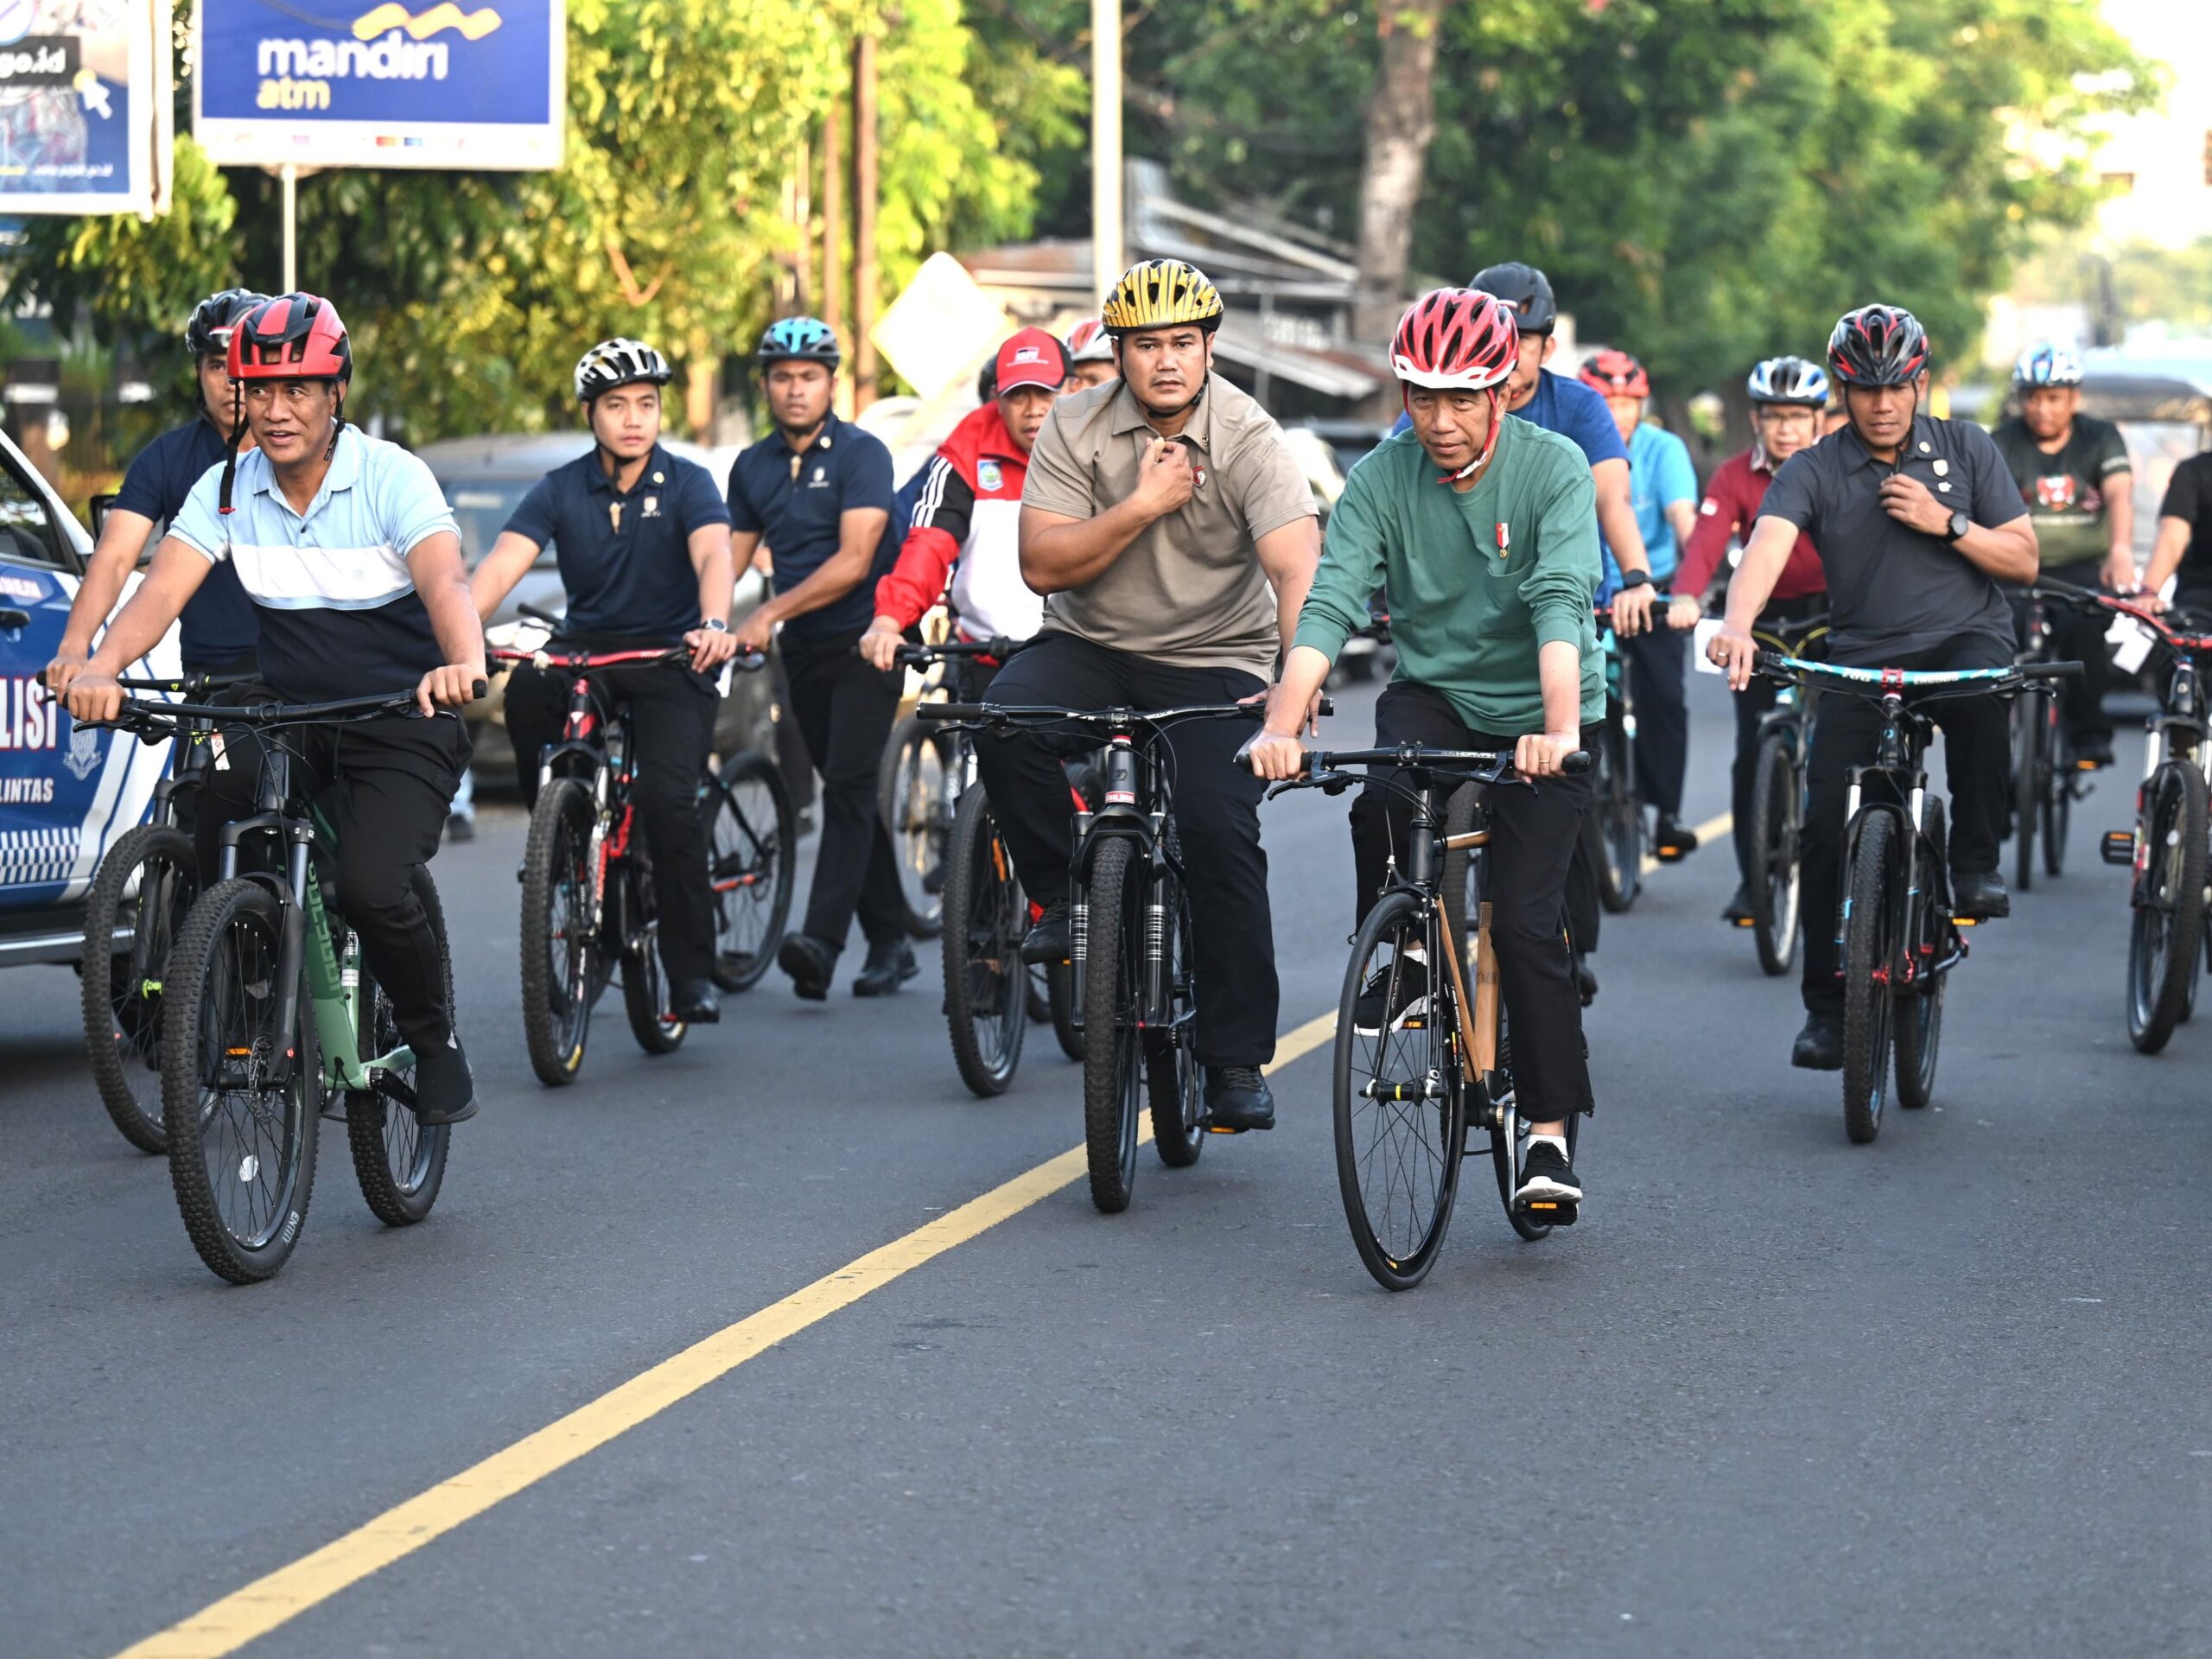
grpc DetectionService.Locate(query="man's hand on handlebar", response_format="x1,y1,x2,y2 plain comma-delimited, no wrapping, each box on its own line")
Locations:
65,670,124,726
1516,730,1583,779
858,617,905,672
1707,620,1759,690
685,625,740,674
1611,583,1657,638
1239,727,1308,782
1666,595,1702,632
416,664,484,717
42,645,90,696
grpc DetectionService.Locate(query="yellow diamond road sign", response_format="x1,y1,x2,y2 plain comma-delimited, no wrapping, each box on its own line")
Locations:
870,252,1013,400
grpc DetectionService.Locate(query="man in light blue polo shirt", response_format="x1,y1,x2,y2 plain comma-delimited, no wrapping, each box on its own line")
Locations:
66,293,486,1126
1580,347,1700,852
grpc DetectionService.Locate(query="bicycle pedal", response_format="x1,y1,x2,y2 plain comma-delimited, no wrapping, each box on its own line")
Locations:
1205,1122,1245,1135
1517,1197,1579,1226
1731,916,1756,929
2101,830,2137,867
1654,847,1688,864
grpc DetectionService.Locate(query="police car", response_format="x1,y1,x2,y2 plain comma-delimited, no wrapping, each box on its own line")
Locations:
0,429,179,970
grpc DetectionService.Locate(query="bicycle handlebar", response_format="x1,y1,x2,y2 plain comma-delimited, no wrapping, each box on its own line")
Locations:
1754,650,2080,695
893,636,1019,666
922,696,1333,728
117,670,259,694
1249,744,1591,780
84,684,486,734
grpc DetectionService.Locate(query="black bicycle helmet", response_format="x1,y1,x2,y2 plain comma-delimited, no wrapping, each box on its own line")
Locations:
185,288,270,359
1827,304,1929,387
1469,262,1557,336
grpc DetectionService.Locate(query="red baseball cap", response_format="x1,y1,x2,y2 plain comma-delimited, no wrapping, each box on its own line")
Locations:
994,327,1070,393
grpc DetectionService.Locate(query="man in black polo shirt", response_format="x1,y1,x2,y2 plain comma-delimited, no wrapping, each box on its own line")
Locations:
1710,304,2039,1069
472,338,740,1026
726,317,910,1001
2144,451,2212,614
46,289,267,691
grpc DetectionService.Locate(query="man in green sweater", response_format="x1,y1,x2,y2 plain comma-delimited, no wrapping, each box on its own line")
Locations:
1244,287,1604,1216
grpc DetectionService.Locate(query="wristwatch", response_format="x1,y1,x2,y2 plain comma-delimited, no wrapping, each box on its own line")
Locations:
1947,509,1971,543
699,617,730,633
1619,570,1653,591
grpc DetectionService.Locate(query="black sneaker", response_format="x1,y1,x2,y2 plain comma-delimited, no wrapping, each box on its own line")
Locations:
777,932,838,1001
1020,900,1071,966
412,1032,479,1126
444,812,475,845
1952,872,2010,921
1352,955,1430,1034
1573,951,1598,1007
1722,882,1754,925
1204,1065,1274,1132
1792,1010,1843,1071
853,937,919,997
1655,817,1699,860
1515,1138,1580,1220
671,978,721,1024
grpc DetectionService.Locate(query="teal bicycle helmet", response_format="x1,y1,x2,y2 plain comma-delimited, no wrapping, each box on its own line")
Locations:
757,317,842,368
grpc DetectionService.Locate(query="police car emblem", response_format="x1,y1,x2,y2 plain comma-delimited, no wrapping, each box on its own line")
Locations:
977,460,1002,493
63,721,99,782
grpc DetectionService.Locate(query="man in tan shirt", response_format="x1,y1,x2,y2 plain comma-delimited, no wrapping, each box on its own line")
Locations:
978,258,1320,1132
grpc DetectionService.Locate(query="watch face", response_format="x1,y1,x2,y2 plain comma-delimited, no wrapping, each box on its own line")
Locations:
1950,510,1971,539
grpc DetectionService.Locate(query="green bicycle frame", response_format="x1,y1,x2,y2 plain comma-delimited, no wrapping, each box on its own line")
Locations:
298,822,414,1096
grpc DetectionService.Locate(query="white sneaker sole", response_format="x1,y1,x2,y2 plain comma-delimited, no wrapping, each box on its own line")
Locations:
1515,1173,1581,1205
1353,995,1430,1038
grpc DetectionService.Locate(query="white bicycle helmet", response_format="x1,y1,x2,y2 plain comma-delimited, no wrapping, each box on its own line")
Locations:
575,338,673,404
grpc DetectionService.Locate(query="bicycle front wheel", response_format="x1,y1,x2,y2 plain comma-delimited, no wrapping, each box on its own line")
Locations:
702,751,795,993
2012,701,2040,892
346,868,452,1226
2127,762,2207,1054
1893,798,1947,1110
1840,811,1899,1144
879,713,948,939
1080,837,1143,1212
1746,731,1802,976
1335,889,1465,1289
2042,706,2072,878
519,776,600,1086
1147,868,1205,1168
942,787,1027,1096
162,878,321,1284
1594,723,1642,912
82,822,199,1154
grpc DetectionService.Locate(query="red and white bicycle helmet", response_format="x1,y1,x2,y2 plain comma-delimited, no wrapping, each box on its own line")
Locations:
1578,346,1649,400
1390,288,1519,391
1065,317,1114,365
220,293,353,514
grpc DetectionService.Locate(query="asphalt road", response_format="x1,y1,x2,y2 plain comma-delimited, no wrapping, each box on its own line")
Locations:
5,670,2210,1659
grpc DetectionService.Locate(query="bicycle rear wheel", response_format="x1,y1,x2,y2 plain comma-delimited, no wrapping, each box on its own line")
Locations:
1047,960,1082,1060
942,787,1027,1097
346,868,452,1226
879,713,948,939
1147,869,1205,1168
702,752,794,993
2127,762,2207,1054
1594,722,1643,912
1840,810,1899,1144
519,776,601,1086
620,847,688,1055
1080,837,1143,1212
1335,889,1464,1289
82,822,199,1154
1746,731,1802,977
1893,798,1947,1110
2042,707,2072,878
2012,701,2040,892
161,878,321,1284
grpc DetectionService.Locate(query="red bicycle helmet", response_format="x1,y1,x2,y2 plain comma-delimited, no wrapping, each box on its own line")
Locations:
1578,347,1649,400
1390,288,1519,391
227,292,353,385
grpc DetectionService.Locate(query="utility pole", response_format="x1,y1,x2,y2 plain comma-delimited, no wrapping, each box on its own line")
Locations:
820,97,843,338
853,32,880,410
1090,0,1123,302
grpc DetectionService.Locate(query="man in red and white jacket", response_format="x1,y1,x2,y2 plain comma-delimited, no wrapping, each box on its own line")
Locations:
860,327,1069,683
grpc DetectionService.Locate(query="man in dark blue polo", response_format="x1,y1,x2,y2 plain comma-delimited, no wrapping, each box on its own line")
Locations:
47,289,267,692
472,338,741,1027
726,317,909,1001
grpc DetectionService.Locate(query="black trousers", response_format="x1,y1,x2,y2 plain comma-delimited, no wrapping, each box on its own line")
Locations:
2041,557,2117,747
1622,622,1689,818
970,632,1278,1068
1566,807,1601,957
780,632,908,952
767,646,817,814
1801,634,2012,1014
1729,600,1828,882
1350,682,1596,1120
196,706,467,1050
505,658,720,983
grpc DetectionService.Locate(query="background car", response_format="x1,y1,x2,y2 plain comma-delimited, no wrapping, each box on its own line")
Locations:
416,433,784,790
0,429,180,972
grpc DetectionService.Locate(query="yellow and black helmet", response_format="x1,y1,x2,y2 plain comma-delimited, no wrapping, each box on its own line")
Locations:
1099,258,1224,336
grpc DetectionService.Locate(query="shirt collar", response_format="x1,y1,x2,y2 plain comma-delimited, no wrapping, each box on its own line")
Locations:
1105,380,1214,452
777,411,842,459
1839,410,1930,473
252,423,359,515
583,442,668,496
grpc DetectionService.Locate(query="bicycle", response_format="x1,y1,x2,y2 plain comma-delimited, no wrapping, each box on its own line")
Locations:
491,636,791,1087
1589,608,1643,912
920,695,1304,1211
79,669,252,1154
2009,586,2094,889
1754,652,2076,1143
1739,613,1829,977
2059,588,2212,1052
88,687,478,1285
880,690,952,943
1262,742,1591,1291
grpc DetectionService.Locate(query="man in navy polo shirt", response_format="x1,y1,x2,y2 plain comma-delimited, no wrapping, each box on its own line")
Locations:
471,339,741,1027
47,289,267,691
726,317,910,1001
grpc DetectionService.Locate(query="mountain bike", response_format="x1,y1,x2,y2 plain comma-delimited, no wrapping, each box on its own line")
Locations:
1756,652,2076,1143
881,693,952,942
1263,742,1591,1291
492,639,790,1087
2010,586,2095,888
88,687,478,1284
921,696,1297,1211
1589,609,1643,912
79,669,252,1154
1740,613,1828,977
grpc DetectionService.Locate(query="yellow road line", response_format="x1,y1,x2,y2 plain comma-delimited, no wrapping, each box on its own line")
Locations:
1641,810,1733,878
115,1013,1340,1659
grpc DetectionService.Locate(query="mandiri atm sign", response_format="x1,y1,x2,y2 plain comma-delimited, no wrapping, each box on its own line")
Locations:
194,0,564,171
